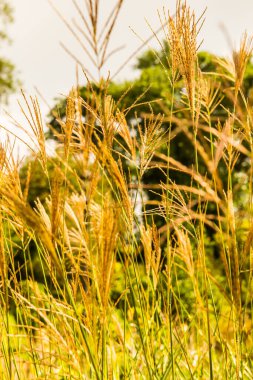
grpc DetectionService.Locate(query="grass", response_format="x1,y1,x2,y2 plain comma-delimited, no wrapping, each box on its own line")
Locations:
1,0,253,378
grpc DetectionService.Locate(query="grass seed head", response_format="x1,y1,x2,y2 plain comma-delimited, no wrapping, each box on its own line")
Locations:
166,0,205,116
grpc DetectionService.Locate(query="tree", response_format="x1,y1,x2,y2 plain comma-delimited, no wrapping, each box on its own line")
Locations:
0,0,18,100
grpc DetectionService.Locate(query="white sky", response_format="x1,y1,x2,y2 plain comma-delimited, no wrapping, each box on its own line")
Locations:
1,0,253,156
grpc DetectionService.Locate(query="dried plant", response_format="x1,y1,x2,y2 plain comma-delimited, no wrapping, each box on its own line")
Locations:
1,1,253,379
217,32,253,103
49,0,125,80
165,0,205,117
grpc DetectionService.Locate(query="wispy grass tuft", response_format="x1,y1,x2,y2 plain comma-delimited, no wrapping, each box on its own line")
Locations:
1,0,253,378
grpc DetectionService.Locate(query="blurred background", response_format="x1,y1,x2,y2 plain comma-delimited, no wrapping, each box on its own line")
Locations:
1,0,253,156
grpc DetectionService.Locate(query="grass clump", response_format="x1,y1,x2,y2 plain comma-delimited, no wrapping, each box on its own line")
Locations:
1,1,253,379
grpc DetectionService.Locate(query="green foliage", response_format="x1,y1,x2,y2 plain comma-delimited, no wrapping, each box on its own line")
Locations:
0,0,18,98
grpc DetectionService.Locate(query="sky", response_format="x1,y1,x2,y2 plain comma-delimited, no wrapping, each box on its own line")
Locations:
1,0,253,156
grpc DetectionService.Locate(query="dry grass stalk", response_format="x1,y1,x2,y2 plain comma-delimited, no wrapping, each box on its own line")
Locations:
138,114,164,177
216,32,253,104
50,0,124,80
140,225,152,277
115,109,136,160
227,189,241,312
0,213,5,286
18,91,47,170
155,151,221,204
100,94,117,148
12,284,83,373
166,0,205,116
0,187,60,271
90,194,119,310
91,137,133,222
22,162,31,204
140,223,162,289
233,33,253,99
64,89,76,158
54,88,79,159
51,167,64,237
181,124,224,194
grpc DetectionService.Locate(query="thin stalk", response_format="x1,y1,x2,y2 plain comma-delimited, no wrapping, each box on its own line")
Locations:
166,84,175,380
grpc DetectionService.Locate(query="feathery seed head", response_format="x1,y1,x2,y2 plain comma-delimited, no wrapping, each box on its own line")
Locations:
166,0,205,117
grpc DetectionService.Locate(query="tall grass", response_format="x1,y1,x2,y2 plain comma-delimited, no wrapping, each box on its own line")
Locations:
0,0,253,378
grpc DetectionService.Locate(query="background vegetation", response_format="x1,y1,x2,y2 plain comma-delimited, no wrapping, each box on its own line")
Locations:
0,0,18,100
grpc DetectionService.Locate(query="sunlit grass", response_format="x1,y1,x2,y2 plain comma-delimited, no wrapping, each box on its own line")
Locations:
0,1,253,379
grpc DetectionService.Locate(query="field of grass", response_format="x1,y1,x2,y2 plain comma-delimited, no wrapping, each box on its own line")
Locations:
1,0,253,378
